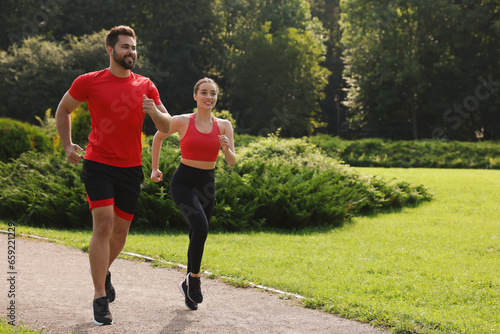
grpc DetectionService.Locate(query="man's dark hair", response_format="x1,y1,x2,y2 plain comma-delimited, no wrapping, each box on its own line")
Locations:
105,25,136,48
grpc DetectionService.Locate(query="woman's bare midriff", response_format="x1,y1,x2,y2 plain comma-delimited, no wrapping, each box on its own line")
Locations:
181,158,217,170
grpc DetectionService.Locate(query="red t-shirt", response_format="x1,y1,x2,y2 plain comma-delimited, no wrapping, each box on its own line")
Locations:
68,69,162,167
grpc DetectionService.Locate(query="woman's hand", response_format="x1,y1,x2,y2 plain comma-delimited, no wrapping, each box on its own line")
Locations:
218,133,236,167
219,134,230,151
150,169,163,183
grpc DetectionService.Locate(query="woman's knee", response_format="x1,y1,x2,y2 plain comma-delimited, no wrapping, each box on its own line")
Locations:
190,220,208,242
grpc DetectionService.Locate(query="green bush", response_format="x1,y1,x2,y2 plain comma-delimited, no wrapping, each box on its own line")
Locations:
212,109,237,131
308,136,500,169
0,151,89,228
211,136,432,230
71,103,92,147
35,109,58,144
234,133,259,148
307,134,350,156
0,118,52,162
135,135,183,230
0,136,432,231
340,139,500,169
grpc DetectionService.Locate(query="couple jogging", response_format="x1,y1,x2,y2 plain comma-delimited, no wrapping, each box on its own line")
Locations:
55,25,236,325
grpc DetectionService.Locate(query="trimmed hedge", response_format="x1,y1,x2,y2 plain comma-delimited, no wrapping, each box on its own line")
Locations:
0,136,432,231
308,135,500,169
211,136,432,231
0,118,52,162
0,151,89,228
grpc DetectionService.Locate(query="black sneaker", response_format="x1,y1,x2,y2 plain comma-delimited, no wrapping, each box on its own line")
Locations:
179,280,198,310
92,296,113,326
105,271,115,303
186,273,203,304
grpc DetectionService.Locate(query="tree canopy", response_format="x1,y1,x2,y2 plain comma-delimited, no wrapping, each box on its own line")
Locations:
1,0,498,139
341,0,500,140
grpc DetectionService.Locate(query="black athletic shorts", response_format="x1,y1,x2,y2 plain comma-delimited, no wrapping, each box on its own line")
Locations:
81,159,144,221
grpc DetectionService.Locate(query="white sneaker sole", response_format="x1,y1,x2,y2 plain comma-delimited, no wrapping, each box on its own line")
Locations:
186,273,202,303
92,305,113,326
179,281,198,310
178,281,185,297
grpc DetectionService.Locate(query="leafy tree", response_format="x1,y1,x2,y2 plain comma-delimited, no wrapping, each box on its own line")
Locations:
228,22,329,136
308,0,346,136
0,36,70,122
0,0,59,50
0,30,151,124
2,0,333,136
428,1,500,140
1,0,220,128
218,0,330,136
126,0,222,116
53,1,132,39
340,0,500,140
0,0,134,51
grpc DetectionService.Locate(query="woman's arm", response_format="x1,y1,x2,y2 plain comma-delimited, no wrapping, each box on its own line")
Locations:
219,119,237,167
150,115,184,182
150,130,170,182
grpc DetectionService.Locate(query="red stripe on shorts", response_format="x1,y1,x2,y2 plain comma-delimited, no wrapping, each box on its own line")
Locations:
86,193,114,211
114,206,134,221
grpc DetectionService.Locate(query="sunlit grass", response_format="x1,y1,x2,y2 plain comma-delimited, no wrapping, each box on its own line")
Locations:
0,320,41,334
2,168,499,333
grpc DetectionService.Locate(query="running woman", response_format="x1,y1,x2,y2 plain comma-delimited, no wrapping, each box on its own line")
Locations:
150,77,236,310
55,25,171,325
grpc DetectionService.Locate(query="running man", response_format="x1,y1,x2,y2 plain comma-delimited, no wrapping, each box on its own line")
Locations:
55,25,171,325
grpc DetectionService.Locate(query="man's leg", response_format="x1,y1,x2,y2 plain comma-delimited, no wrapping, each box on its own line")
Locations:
89,205,114,299
108,213,132,268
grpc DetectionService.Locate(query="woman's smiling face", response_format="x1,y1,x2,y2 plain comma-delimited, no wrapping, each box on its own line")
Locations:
194,82,218,111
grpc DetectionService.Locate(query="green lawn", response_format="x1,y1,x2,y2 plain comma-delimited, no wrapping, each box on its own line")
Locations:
0,320,40,334
1,168,499,333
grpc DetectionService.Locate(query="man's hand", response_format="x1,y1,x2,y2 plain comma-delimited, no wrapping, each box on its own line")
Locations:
65,144,84,164
143,95,158,116
143,95,171,133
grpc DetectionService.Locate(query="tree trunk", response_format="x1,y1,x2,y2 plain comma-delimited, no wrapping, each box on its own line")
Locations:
411,100,418,140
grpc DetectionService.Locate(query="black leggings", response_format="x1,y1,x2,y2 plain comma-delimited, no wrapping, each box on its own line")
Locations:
170,163,215,274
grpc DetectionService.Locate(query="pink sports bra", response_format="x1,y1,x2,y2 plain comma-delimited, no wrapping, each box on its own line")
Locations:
180,114,220,162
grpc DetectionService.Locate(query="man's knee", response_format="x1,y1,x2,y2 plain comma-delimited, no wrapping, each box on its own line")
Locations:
111,226,130,244
92,222,113,239
91,207,115,237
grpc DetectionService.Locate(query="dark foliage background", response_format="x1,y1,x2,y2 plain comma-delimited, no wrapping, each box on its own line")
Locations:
1,0,498,139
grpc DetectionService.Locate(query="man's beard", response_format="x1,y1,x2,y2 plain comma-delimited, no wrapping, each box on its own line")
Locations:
113,50,135,69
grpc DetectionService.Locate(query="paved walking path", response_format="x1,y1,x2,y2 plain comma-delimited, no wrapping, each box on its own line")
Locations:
0,234,387,334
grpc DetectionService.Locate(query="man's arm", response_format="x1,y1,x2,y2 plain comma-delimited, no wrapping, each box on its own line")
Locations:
142,95,172,133
55,92,85,164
